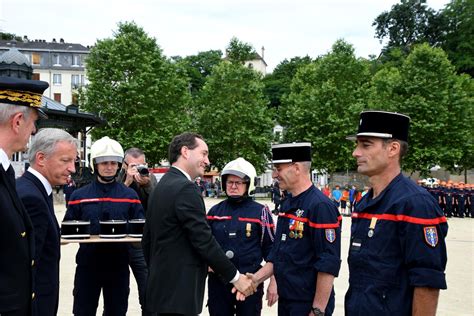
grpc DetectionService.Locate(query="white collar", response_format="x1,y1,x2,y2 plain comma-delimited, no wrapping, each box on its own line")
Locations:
0,148,11,172
172,165,192,181
28,167,53,196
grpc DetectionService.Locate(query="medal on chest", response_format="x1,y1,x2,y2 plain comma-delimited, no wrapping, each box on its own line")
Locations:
368,217,377,238
288,209,305,239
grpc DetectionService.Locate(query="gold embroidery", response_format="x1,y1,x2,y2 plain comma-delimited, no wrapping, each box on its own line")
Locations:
0,89,42,107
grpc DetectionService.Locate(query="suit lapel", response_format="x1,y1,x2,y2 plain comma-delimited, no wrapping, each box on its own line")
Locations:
24,171,60,232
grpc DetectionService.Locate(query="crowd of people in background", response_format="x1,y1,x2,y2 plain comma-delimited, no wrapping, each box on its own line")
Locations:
422,180,473,218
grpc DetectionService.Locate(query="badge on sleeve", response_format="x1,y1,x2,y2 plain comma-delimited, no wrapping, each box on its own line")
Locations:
423,226,438,247
325,229,336,243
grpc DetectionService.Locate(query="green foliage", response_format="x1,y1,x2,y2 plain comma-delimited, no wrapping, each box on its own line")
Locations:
225,37,256,65
0,32,23,41
81,21,191,165
373,0,442,53
263,56,312,109
195,62,274,173
368,43,474,175
280,40,371,173
439,0,474,76
173,50,223,96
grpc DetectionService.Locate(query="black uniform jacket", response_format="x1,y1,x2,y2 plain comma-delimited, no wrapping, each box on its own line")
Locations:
0,166,34,315
142,167,237,315
17,171,60,316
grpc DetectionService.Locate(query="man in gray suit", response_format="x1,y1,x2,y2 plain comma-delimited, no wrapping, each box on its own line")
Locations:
143,132,255,316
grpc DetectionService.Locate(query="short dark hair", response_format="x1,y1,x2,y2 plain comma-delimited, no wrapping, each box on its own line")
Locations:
124,147,145,162
168,132,204,164
383,138,409,163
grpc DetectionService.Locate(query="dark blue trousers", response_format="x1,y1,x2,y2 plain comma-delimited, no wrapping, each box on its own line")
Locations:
207,273,263,316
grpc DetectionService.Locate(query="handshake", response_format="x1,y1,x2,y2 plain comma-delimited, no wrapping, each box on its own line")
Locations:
231,273,259,301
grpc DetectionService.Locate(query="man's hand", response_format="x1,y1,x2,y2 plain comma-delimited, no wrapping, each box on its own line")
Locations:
266,276,278,307
231,274,257,300
124,163,150,187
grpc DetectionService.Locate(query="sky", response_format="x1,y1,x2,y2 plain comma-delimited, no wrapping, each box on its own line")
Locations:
0,0,449,72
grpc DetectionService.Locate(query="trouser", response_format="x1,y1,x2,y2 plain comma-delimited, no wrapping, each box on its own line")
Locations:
207,273,263,316
72,262,130,316
278,296,334,316
445,201,453,217
129,244,153,316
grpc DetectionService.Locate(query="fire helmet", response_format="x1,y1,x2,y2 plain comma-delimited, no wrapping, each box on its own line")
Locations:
89,136,124,174
221,157,257,196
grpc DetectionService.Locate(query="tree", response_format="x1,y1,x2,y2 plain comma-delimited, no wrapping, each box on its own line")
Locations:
368,43,473,175
263,56,312,109
225,37,256,65
280,40,371,173
373,0,443,53
82,22,191,164
439,0,474,76
195,62,273,173
173,50,223,96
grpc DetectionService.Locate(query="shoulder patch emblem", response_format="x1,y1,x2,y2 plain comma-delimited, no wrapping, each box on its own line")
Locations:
424,226,438,247
325,228,336,243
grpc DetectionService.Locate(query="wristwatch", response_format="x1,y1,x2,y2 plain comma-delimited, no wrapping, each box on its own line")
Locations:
312,307,325,316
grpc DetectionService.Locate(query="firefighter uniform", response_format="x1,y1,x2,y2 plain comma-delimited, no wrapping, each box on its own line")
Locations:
207,197,275,315
64,180,144,316
64,136,144,316
444,185,454,217
268,185,341,315
345,173,448,315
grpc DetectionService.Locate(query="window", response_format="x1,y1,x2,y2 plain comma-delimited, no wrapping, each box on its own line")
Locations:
53,74,62,85
54,93,61,103
73,55,80,67
32,53,40,65
71,74,80,88
53,54,61,66
32,73,40,80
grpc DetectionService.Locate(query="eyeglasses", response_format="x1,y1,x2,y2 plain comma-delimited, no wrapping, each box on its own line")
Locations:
226,180,247,187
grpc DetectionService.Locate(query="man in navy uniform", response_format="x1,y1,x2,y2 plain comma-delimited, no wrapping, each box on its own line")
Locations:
17,128,78,316
0,76,49,316
248,142,341,316
345,111,448,315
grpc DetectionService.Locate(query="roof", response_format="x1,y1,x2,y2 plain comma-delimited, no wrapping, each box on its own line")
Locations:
41,96,105,129
0,40,89,53
0,47,31,66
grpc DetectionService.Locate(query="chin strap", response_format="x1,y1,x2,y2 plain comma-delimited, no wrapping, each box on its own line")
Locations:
97,174,116,183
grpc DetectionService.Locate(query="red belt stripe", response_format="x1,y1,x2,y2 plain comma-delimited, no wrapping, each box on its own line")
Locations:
206,216,275,228
278,213,340,229
68,197,141,205
352,212,447,225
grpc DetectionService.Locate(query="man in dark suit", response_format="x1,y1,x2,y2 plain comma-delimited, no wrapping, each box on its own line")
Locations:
142,132,256,316
16,128,78,316
0,77,49,316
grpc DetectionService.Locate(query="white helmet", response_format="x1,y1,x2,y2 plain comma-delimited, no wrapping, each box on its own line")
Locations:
221,157,257,196
89,136,124,174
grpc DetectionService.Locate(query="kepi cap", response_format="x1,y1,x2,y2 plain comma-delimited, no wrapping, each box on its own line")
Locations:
347,110,410,142
0,76,49,118
272,142,311,163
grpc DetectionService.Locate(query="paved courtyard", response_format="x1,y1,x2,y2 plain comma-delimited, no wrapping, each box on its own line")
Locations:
56,197,473,315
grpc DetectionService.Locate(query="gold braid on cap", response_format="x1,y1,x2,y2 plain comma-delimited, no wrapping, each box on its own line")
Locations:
0,89,43,107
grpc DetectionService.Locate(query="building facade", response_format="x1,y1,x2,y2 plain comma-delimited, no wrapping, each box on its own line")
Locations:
0,38,89,105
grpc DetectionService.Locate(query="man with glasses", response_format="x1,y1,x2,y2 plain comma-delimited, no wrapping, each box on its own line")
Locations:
246,143,341,316
206,157,277,315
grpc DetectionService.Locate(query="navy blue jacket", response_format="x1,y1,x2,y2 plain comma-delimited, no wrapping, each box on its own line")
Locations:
17,171,60,316
0,165,35,315
345,173,448,315
207,197,275,274
64,180,144,266
268,185,341,315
